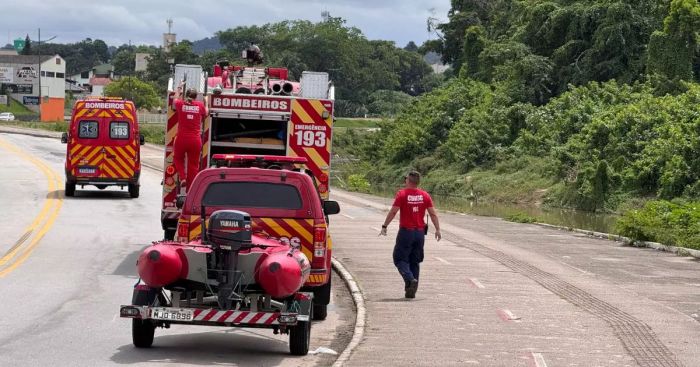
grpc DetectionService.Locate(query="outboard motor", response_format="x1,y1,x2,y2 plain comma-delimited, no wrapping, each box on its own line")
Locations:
207,210,252,308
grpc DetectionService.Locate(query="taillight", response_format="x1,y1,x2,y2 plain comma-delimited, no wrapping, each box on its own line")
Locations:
312,226,326,266
177,222,189,240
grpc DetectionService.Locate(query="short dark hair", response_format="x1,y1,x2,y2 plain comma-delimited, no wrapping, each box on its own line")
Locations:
186,88,198,99
406,171,420,184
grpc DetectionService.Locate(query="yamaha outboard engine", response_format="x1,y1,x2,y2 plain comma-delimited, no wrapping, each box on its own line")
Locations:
206,210,252,308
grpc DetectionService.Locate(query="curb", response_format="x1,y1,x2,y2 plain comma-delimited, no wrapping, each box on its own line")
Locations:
533,222,700,259
0,125,62,139
331,257,366,367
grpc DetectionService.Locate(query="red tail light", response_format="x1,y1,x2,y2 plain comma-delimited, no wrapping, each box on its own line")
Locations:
312,226,327,267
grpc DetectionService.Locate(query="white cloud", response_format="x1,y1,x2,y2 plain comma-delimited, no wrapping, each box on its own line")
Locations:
2,0,449,48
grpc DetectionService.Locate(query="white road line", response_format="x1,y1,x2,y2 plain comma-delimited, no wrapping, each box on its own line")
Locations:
531,352,548,367
468,278,485,289
497,309,521,322
340,213,355,219
434,256,452,265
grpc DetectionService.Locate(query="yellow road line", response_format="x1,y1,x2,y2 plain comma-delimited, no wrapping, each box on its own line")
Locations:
0,137,63,277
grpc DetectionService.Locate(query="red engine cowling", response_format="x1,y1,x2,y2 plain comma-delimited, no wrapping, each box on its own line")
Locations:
255,248,311,298
137,243,188,288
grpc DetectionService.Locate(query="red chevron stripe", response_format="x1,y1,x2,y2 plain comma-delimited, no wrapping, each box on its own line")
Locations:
248,312,265,324
217,310,234,323
297,99,327,125
232,311,249,323
201,309,219,322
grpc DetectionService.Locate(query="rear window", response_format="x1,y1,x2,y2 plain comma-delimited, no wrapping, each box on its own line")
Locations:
78,120,98,139
202,182,303,209
110,121,130,139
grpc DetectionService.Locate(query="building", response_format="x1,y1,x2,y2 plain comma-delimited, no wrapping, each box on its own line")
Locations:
68,63,115,95
88,77,112,96
0,54,66,121
135,53,150,72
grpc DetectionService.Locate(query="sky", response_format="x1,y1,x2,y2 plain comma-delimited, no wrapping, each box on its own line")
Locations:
2,0,450,49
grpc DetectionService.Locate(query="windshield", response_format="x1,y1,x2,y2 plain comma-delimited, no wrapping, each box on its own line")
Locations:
201,182,303,209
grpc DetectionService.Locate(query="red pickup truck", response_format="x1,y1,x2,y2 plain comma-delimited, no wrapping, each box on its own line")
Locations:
174,155,340,320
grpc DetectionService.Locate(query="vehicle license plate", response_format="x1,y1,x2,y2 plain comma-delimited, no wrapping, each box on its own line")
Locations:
78,167,97,174
151,308,194,321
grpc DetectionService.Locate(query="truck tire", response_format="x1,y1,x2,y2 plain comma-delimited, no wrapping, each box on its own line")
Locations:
164,229,176,241
132,319,155,348
65,181,76,197
289,305,311,355
312,278,331,320
128,184,140,198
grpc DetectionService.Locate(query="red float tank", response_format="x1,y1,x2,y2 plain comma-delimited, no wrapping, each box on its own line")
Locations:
255,247,311,298
137,243,188,288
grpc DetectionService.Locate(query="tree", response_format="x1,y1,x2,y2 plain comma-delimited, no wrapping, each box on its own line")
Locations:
112,48,135,76
648,0,700,81
103,77,160,109
21,35,31,55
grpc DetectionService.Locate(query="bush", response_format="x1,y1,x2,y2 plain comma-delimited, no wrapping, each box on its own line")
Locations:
615,200,700,249
347,174,371,193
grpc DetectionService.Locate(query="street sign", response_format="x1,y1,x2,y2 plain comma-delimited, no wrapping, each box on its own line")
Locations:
13,39,25,52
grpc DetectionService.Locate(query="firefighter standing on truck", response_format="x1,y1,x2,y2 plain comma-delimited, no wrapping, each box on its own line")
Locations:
173,81,207,191
380,171,441,298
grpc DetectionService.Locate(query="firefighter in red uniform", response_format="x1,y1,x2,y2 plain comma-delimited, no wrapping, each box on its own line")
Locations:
173,81,207,191
380,171,441,298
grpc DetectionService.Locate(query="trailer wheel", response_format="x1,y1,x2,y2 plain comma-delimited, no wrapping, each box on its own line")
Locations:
289,316,311,355
132,319,155,348
128,184,140,198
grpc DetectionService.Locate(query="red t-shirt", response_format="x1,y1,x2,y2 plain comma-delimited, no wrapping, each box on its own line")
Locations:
392,188,434,229
174,99,207,138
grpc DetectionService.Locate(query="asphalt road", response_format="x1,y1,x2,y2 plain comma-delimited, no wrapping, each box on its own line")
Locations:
330,191,700,367
0,133,353,367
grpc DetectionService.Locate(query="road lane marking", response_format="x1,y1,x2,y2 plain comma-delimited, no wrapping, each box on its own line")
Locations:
0,137,63,277
529,352,548,367
434,256,452,265
497,309,521,322
340,213,355,219
468,277,485,289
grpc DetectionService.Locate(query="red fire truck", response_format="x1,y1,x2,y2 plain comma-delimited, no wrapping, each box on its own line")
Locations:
160,55,336,319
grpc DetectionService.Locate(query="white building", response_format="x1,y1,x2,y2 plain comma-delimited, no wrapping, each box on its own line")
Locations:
0,54,66,121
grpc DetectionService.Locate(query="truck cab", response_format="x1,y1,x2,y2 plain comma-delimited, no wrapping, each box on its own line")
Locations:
61,97,144,197
175,154,340,320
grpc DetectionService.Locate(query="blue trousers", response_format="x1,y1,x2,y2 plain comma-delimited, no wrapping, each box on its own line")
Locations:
393,228,425,284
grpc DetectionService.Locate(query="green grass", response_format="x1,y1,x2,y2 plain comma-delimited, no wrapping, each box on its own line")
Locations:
0,120,68,132
334,118,381,128
0,98,36,116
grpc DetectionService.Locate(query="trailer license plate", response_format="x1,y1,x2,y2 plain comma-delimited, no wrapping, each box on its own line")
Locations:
151,308,194,321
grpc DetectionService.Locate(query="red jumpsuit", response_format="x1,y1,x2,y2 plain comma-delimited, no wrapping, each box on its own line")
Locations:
173,99,207,190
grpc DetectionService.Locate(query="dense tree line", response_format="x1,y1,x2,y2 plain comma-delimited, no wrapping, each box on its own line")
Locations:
341,0,700,214
23,17,436,115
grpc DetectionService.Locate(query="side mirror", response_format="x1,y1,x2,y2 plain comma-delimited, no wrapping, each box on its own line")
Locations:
323,200,340,215
61,132,68,144
176,195,186,209
139,134,145,145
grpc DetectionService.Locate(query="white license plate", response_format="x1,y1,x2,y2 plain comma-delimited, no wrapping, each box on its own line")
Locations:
151,308,194,321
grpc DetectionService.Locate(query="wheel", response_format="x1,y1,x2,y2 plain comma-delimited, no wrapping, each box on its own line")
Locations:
164,229,176,241
65,181,75,197
289,305,312,355
131,286,158,348
312,303,327,321
128,183,140,198
132,319,155,348
312,278,331,321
